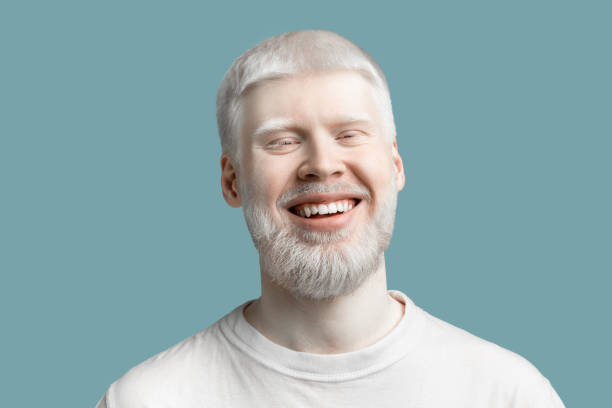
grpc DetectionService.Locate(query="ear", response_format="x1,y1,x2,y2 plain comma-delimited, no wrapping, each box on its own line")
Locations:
220,154,242,208
391,140,405,192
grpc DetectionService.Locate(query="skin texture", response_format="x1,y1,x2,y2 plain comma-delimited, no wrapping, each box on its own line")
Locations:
221,70,406,354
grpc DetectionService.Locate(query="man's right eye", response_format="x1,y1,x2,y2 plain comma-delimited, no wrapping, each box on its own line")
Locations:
265,138,300,151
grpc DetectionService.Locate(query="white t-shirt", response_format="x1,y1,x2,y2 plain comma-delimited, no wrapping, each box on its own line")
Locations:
96,291,565,407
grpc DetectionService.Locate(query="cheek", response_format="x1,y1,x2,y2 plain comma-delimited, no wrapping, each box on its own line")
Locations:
354,149,395,182
247,156,291,204
350,152,396,205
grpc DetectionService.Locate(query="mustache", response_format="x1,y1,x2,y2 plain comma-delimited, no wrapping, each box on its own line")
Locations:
277,181,371,208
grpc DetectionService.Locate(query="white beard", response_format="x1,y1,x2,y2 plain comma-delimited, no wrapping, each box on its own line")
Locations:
240,177,398,301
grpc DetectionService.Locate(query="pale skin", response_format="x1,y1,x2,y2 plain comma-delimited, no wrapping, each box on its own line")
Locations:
220,71,406,354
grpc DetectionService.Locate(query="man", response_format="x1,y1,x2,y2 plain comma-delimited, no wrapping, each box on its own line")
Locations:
96,30,564,407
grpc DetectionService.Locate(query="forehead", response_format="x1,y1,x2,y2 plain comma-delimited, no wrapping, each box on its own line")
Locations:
240,71,384,133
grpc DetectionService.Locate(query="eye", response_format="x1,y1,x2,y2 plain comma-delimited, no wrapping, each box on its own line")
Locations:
337,131,367,145
265,137,301,152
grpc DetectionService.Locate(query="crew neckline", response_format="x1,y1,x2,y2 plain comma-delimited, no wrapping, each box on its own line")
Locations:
218,290,425,382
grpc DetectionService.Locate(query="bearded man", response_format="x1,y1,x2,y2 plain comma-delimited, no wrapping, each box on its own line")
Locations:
96,30,565,407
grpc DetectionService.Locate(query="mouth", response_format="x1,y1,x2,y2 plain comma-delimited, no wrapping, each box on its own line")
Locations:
288,198,361,218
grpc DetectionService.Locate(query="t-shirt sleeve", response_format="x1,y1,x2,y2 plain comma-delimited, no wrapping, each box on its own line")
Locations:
537,379,565,408
515,375,565,408
94,391,108,408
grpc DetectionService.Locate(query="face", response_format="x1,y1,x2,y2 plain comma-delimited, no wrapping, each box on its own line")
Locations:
221,70,405,299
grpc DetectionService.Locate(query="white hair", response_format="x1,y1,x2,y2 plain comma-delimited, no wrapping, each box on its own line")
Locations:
216,30,396,163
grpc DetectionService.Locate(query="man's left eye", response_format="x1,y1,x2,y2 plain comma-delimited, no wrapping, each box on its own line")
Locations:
337,132,366,144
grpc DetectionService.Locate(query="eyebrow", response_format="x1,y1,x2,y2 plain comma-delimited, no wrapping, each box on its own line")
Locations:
251,118,297,139
250,114,376,139
329,113,376,129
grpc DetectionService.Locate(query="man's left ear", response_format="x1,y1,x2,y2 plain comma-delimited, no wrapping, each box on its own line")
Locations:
392,140,405,191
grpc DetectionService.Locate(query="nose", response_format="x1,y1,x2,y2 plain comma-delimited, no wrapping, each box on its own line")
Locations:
297,133,346,181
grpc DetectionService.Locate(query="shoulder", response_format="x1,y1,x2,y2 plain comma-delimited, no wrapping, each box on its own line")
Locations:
105,319,229,407
421,309,537,374
415,308,564,406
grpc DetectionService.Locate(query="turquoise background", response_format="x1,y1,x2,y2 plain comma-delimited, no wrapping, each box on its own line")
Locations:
1,1,609,406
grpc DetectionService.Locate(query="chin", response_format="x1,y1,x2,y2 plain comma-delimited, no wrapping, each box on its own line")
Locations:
254,210,392,300
242,180,398,300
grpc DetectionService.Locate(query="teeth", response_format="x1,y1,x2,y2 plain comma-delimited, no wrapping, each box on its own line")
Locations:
293,199,358,218
318,204,329,215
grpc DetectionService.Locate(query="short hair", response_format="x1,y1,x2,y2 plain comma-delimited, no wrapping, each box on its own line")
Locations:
216,30,396,163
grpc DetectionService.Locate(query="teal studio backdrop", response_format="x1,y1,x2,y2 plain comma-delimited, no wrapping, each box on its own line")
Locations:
1,1,609,406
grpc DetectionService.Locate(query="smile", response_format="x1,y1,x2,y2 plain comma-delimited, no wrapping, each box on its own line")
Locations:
289,199,360,218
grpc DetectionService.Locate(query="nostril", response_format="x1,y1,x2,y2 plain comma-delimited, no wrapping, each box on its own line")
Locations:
297,152,346,181
299,168,345,181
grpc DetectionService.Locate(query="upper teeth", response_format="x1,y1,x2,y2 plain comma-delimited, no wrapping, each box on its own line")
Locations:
294,200,355,218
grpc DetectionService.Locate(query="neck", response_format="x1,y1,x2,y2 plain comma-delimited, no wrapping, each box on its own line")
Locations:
243,256,405,354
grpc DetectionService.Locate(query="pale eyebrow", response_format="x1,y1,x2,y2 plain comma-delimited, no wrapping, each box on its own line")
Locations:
250,118,297,139
327,114,376,130
250,114,376,139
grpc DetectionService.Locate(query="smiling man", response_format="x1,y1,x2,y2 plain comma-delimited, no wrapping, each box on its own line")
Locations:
96,30,564,407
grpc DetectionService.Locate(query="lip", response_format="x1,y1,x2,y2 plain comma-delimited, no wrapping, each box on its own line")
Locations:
283,192,365,209
285,197,362,232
